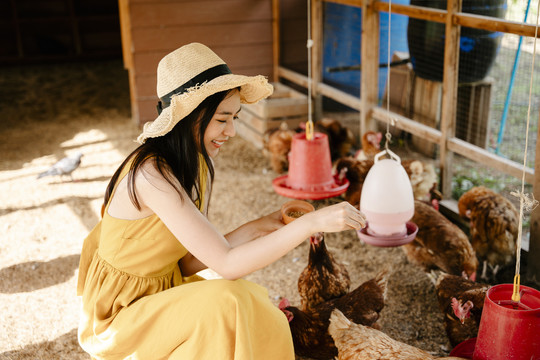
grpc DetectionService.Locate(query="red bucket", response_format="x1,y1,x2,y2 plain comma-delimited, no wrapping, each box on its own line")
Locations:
286,132,334,191
473,284,540,360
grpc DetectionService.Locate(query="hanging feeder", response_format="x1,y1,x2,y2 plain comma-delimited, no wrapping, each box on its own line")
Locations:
272,131,349,200
357,148,418,247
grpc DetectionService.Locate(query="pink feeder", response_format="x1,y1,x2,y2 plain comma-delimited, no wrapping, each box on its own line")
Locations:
472,284,540,360
357,149,417,247
272,132,349,200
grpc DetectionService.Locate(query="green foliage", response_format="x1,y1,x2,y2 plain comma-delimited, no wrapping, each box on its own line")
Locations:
451,170,506,200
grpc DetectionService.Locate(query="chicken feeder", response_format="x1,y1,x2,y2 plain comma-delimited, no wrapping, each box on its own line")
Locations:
357,149,417,247
472,284,540,360
272,132,349,200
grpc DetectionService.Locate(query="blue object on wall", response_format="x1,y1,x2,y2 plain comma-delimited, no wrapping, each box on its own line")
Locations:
322,1,410,100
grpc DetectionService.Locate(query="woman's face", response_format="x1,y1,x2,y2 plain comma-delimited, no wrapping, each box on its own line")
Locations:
203,89,241,158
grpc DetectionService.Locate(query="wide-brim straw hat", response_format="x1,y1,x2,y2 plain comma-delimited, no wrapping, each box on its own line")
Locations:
137,42,274,143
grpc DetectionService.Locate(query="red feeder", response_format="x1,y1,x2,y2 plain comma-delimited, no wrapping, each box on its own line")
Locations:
472,284,540,360
272,132,349,200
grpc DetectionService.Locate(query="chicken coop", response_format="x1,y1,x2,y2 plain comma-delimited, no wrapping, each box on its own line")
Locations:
113,0,540,290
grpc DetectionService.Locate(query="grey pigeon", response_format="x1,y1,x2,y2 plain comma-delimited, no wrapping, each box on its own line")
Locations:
37,152,83,181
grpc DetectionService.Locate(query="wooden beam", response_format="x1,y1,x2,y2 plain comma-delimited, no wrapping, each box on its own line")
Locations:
360,0,380,134
439,0,461,198
374,2,446,23
454,12,540,38
528,112,540,286
372,107,442,144
272,0,280,82
118,0,133,70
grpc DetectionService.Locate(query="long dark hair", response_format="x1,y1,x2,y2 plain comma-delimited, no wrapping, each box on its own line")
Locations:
104,88,236,213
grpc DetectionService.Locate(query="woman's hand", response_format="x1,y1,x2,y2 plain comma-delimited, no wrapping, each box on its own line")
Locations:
302,201,366,234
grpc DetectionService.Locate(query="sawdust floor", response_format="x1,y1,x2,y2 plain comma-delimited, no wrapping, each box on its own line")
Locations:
0,59,520,360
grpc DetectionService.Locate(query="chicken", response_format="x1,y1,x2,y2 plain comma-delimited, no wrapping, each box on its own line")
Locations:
328,308,467,360
335,157,374,207
279,267,390,360
355,131,382,161
435,272,490,348
315,117,356,161
298,232,350,311
402,159,439,203
402,200,478,280
457,186,519,282
262,121,296,174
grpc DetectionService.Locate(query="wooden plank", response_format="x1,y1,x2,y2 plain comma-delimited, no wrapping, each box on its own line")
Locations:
312,0,324,120
235,119,265,149
130,1,271,26
454,12,540,38
239,108,306,134
243,83,308,118
132,22,273,52
360,0,380,134
439,0,461,198
372,107,442,144
528,112,540,285
447,138,534,184
118,0,132,70
272,0,279,82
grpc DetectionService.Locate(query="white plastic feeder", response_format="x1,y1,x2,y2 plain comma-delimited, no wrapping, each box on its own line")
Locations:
358,149,417,246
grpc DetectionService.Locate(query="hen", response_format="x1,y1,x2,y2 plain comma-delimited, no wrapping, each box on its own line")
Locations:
355,131,382,160
335,157,374,207
315,117,356,161
279,267,390,360
262,122,296,174
298,232,350,311
435,272,490,347
457,186,519,281
328,308,467,360
402,200,478,280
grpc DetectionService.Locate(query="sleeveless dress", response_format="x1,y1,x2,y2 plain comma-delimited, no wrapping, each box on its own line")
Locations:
76,160,295,360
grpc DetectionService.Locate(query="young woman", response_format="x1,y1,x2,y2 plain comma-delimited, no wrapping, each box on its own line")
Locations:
77,42,366,359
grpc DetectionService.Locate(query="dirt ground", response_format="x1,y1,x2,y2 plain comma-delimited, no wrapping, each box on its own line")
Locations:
0,60,528,359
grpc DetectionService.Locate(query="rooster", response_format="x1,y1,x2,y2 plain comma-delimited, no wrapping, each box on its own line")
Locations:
435,272,490,347
298,232,350,311
335,157,374,207
328,308,468,360
402,200,478,281
355,131,382,160
457,186,519,282
315,117,356,161
262,122,296,174
279,267,390,360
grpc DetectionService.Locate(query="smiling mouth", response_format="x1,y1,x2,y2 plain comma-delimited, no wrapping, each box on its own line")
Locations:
212,140,226,147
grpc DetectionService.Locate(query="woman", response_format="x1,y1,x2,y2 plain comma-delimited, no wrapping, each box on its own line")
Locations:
77,42,366,359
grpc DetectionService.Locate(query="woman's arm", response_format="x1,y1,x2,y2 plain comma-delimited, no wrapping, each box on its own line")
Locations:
224,210,284,247
136,164,365,280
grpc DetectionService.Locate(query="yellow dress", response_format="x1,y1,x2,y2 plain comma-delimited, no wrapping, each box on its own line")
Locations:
77,161,294,360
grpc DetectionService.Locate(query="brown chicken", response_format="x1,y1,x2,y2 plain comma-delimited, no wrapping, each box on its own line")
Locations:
315,117,356,161
279,267,390,360
435,272,491,348
402,200,479,280
262,121,296,174
355,131,382,160
335,156,374,207
298,232,351,311
328,308,468,360
457,186,519,281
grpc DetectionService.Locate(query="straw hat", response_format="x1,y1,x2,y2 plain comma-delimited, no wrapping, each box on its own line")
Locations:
137,43,274,143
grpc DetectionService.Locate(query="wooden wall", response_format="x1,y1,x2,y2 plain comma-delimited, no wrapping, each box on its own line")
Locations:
119,0,276,126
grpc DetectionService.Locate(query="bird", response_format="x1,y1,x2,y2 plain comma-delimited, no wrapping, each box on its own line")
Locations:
402,200,479,281
401,159,439,204
262,122,296,174
355,131,382,161
328,308,467,360
435,272,490,348
335,157,374,207
37,152,83,181
297,232,350,311
457,186,519,282
314,117,356,161
279,267,390,360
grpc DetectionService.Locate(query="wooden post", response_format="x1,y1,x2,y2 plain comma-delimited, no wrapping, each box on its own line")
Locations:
272,0,280,82
527,111,540,286
360,0,380,135
311,0,324,120
439,0,461,197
